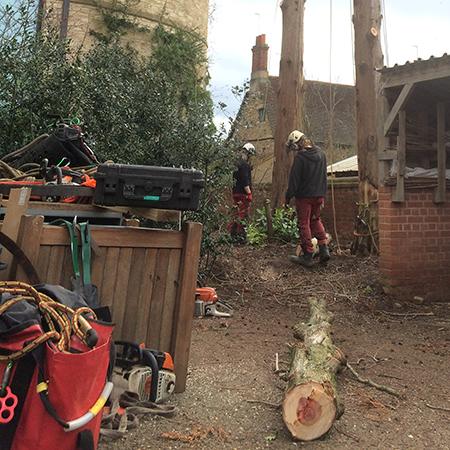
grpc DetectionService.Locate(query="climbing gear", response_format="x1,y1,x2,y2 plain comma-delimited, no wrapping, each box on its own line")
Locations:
242,143,256,155
194,287,233,318
0,281,114,450
112,341,176,405
51,218,99,309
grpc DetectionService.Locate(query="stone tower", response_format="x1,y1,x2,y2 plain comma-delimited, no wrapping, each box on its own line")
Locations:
43,0,210,53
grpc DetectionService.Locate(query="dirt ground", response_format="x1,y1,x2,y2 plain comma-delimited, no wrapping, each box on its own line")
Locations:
101,244,450,450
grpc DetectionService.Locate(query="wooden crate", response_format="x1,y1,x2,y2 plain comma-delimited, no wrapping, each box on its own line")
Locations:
13,216,202,392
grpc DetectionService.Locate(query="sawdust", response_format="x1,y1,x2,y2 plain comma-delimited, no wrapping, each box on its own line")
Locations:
161,425,229,443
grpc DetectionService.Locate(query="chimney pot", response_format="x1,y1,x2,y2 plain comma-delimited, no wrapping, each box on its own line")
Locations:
251,34,269,81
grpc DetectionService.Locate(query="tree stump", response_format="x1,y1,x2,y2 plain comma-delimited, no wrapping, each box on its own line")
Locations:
283,297,346,441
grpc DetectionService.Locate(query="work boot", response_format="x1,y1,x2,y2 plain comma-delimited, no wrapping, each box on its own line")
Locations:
319,244,330,264
289,252,314,268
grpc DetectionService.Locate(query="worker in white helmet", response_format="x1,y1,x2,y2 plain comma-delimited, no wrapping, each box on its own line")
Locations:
285,131,330,267
228,142,256,243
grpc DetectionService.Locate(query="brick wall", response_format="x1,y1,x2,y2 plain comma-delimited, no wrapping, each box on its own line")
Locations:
379,186,450,301
321,180,359,244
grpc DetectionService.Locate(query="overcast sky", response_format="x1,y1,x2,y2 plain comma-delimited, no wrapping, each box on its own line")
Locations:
208,0,450,128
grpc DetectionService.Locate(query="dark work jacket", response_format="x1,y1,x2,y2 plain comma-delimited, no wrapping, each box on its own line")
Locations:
285,146,327,201
233,159,252,194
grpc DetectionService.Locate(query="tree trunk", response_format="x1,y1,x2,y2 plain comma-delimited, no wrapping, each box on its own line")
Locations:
283,297,345,441
353,0,384,254
271,0,305,209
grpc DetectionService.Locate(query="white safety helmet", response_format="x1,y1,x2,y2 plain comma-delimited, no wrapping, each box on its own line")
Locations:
287,130,305,146
242,142,256,156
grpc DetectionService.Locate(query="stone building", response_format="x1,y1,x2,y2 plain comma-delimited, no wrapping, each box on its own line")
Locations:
230,35,356,185
42,0,209,53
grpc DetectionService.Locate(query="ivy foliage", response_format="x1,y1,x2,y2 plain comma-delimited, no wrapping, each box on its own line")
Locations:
0,0,235,277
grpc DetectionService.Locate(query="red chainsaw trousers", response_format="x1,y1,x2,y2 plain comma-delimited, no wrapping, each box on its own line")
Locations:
295,197,328,254
228,193,250,235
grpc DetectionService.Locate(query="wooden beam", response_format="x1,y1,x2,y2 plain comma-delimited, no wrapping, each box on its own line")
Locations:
40,225,184,249
382,65,450,89
378,150,397,161
392,110,406,202
434,102,446,204
383,83,415,136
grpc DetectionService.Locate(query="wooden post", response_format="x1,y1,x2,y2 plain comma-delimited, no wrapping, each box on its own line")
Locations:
14,215,44,282
271,0,305,208
353,0,384,191
434,102,446,204
392,110,406,202
264,199,273,239
0,188,31,280
171,221,202,392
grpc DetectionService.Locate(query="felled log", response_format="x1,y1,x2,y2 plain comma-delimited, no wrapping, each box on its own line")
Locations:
283,297,346,441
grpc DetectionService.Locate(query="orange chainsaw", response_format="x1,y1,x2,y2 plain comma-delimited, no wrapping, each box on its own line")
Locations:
194,287,233,318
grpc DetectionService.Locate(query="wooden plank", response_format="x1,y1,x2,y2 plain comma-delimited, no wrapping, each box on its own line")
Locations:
14,215,44,283
40,226,184,249
0,188,31,280
392,110,406,203
91,246,106,299
434,102,447,204
46,246,65,284
378,150,397,161
36,246,51,283
121,248,146,341
146,249,171,349
110,247,133,338
171,222,202,392
383,83,415,136
60,246,75,288
134,249,157,344
382,65,450,89
100,248,120,309
159,249,182,352
96,205,181,223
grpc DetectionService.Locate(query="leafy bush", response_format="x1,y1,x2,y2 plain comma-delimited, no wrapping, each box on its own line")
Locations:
246,207,299,246
0,0,235,278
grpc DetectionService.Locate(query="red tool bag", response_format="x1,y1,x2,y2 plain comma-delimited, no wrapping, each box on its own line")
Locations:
0,282,114,450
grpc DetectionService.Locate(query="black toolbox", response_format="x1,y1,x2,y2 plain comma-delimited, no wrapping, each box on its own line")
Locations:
93,164,204,211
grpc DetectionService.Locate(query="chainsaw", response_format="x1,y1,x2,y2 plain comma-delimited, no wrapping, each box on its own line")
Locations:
112,341,176,404
195,287,233,318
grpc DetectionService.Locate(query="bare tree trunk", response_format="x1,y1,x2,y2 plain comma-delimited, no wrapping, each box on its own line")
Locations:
353,0,383,190
353,0,384,254
283,297,345,441
271,0,305,209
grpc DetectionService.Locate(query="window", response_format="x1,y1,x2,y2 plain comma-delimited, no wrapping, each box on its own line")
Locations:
258,108,265,122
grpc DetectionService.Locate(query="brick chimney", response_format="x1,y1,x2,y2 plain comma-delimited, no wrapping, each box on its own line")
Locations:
251,34,269,82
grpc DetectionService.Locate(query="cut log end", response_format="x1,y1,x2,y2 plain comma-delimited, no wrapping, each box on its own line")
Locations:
283,382,336,441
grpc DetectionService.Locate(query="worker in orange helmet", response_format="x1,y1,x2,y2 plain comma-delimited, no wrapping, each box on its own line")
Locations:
228,143,255,243
284,130,330,267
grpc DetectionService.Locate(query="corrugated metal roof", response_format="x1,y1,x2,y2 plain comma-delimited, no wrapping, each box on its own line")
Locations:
327,155,358,174
379,53,450,74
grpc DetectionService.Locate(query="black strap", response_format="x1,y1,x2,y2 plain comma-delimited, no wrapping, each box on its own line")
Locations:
0,232,40,285
0,354,36,450
77,430,94,450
